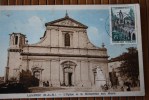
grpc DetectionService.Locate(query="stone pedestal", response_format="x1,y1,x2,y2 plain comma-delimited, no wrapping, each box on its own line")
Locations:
96,67,106,87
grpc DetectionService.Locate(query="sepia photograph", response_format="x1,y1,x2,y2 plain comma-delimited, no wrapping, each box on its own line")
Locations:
0,5,144,98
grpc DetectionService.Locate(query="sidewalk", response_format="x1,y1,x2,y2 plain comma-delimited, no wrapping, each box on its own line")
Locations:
29,86,140,93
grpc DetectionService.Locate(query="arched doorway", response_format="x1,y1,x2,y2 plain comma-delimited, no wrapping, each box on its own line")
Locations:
64,67,73,86
34,71,40,79
31,67,44,86
61,61,76,86
132,33,136,40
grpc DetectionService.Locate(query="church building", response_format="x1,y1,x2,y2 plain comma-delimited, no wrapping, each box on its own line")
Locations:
5,13,109,88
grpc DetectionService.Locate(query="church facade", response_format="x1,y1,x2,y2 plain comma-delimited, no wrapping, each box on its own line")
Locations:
5,13,109,88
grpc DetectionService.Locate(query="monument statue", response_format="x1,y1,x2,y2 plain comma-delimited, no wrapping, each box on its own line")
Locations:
96,67,106,88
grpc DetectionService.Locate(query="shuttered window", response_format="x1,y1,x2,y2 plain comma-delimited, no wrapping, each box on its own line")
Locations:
65,33,70,46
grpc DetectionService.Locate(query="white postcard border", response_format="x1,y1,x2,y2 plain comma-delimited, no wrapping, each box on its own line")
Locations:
0,4,145,99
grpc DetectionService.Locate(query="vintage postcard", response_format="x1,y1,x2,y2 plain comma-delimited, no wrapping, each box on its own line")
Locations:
0,5,144,99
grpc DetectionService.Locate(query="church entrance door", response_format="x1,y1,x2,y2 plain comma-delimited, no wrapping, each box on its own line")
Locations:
64,67,73,86
31,67,44,87
68,72,72,86
62,61,76,87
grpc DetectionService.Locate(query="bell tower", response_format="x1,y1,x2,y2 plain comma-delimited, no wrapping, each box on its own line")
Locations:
6,33,26,81
9,33,26,49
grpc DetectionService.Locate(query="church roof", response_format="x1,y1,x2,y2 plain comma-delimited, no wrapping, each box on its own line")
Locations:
10,32,26,37
45,13,88,29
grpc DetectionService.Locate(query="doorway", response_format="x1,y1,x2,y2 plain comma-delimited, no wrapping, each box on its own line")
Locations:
132,33,136,40
64,68,73,86
61,61,76,86
68,73,72,86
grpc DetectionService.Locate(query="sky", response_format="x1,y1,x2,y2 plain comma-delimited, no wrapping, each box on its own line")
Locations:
0,8,137,77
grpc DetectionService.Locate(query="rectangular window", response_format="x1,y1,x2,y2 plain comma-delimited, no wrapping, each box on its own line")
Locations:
15,36,18,45
65,33,70,46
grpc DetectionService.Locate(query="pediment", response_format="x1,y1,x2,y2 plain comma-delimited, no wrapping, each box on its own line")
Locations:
45,17,88,29
53,19,82,27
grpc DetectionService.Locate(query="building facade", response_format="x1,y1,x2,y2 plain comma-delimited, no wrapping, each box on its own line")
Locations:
5,14,109,88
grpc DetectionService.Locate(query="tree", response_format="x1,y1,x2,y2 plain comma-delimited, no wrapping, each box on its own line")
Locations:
118,47,139,86
129,8,135,25
19,70,39,87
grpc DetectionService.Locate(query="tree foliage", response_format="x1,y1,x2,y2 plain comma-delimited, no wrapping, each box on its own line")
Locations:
129,8,135,21
19,70,39,87
118,47,139,83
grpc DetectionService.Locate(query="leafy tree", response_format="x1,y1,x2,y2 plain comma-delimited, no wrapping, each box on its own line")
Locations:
129,8,135,25
111,9,114,18
111,9,118,21
19,70,39,87
118,47,139,86
9,77,17,82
